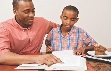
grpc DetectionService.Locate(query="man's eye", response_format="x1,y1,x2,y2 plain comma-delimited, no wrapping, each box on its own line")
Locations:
24,11,29,14
32,10,35,13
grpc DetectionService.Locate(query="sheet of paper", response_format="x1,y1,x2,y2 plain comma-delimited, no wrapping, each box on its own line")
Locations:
52,50,81,67
15,50,87,70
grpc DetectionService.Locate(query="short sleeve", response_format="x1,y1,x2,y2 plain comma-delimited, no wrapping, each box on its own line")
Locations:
37,17,57,34
45,20,57,34
0,24,10,56
81,29,98,46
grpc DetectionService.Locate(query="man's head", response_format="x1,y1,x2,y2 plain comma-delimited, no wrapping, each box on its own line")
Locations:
60,5,79,31
12,0,35,28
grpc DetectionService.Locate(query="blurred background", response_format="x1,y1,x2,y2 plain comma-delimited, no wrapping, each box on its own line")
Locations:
0,0,111,52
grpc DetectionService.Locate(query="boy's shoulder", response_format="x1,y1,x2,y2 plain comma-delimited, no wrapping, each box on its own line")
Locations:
50,26,60,33
72,26,83,30
52,26,60,31
71,26,86,33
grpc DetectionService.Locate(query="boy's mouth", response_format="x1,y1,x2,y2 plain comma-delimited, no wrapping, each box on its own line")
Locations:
65,25,70,28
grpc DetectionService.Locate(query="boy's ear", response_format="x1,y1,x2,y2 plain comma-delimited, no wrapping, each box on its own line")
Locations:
60,14,62,20
75,18,79,23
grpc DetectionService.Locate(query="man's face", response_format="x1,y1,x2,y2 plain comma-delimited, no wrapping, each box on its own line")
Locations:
13,1,35,28
60,10,78,30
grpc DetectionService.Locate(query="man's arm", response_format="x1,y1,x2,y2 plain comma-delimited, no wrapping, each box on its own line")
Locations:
46,21,59,34
0,52,61,66
0,52,35,65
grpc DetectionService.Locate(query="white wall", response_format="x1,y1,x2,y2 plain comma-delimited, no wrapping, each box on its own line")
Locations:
0,0,111,52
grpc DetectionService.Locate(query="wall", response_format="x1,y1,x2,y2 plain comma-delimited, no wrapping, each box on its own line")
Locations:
0,0,111,52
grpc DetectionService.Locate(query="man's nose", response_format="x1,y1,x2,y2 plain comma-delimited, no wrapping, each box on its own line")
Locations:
29,12,35,17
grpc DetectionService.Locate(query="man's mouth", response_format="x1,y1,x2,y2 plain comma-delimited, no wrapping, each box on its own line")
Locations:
28,19,33,22
28,18,34,22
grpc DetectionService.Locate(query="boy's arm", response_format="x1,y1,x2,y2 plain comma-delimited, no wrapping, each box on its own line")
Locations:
74,46,95,55
45,32,53,53
45,39,51,47
45,32,52,47
74,30,98,55
107,48,111,52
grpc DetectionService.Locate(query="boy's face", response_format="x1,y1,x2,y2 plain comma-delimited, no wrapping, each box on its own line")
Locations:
60,10,78,30
13,1,35,28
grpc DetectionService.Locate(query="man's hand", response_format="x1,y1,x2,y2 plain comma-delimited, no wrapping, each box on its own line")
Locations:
35,54,62,66
46,46,53,53
74,47,86,55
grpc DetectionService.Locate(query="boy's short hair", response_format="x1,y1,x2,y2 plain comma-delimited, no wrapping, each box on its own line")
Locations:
62,5,79,17
12,0,32,9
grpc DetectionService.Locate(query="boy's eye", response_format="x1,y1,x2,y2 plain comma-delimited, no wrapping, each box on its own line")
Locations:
71,19,76,21
71,18,77,21
63,16,67,20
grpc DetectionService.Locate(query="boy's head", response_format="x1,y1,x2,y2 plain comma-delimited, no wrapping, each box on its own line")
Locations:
62,5,79,17
60,5,79,31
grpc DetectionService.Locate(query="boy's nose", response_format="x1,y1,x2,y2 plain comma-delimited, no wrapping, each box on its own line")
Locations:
66,20,71,24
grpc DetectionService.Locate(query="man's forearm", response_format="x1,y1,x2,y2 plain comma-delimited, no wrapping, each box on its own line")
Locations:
0,52,36,65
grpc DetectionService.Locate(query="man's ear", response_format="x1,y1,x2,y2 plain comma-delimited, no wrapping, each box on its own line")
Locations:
13,9,17,15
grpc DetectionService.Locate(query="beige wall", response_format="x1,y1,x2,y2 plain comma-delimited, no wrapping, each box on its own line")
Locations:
0,0,111,52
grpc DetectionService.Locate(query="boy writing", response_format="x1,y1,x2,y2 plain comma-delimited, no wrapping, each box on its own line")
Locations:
45,5,98,55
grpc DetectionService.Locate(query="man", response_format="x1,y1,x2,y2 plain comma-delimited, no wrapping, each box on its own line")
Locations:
0,0,61,66
45,5,98,55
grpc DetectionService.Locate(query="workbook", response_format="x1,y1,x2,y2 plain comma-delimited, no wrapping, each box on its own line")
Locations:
15,50,87,71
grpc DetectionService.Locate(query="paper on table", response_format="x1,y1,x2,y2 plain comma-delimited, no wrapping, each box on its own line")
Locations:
15,50,87,70
51,50,81,67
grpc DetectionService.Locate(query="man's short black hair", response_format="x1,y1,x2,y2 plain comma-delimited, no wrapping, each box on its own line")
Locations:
12,0,32,9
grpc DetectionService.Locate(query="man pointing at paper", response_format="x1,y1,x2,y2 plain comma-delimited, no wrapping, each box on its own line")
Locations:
0,0,61,66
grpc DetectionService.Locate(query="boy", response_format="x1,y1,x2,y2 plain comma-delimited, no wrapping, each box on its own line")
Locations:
45,5,98,55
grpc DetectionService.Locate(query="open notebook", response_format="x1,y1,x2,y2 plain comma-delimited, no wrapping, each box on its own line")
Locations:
15,50,87,71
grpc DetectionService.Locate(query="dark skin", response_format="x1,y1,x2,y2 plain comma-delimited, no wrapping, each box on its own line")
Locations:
46,10,95,55
0,1,62,66
107,48,111,52
13,1,35,28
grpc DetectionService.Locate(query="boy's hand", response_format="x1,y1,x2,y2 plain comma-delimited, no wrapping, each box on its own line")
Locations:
74,47,85,55
107,48,111,52
46,46,53,53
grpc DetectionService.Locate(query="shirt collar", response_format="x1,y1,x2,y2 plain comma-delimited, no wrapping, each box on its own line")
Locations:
12,17,32,30
58,24,75,34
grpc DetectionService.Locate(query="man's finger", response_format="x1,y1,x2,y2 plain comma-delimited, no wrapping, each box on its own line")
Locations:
50,54,62,63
